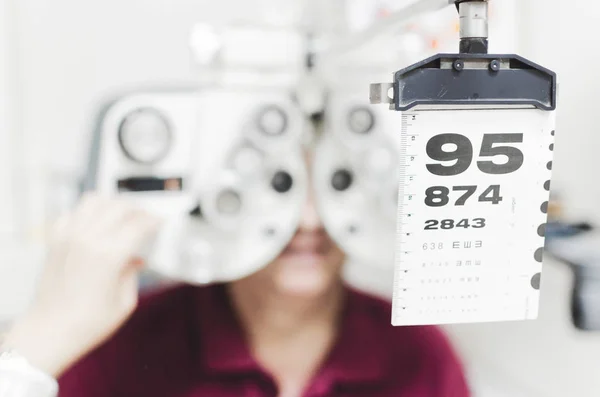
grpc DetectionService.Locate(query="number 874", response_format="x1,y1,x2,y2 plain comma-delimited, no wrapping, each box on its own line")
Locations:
407,185,503,207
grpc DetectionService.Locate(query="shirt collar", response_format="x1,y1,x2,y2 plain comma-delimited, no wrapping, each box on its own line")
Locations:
195,284,259,374
194,284,391,384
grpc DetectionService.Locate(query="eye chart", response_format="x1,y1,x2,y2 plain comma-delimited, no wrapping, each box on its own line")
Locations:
392,107,555,326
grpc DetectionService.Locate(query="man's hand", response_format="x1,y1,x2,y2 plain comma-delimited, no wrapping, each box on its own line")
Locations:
2,193,161,378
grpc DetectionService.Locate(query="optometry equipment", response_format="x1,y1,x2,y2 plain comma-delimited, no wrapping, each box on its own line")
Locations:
84,88,308,284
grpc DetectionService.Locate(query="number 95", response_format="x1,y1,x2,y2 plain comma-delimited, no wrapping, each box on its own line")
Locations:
426,133,524,176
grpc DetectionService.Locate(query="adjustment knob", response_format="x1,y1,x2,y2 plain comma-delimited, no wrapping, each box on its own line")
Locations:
271,171,293,193
331,169,353,191
118,108,172,164
257,106,288,136
347,107,375,134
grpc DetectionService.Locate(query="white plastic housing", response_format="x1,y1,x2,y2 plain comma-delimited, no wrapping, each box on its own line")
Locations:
93,89,308,284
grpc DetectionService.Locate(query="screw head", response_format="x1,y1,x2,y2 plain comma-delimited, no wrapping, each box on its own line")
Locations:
489,60,500,72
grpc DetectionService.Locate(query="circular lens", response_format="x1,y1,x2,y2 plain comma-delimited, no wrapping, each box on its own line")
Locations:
331,169,353,191
347,107,375,134
118,109,172,164
271,171,293,193
215,189,242,215
257,106,288,136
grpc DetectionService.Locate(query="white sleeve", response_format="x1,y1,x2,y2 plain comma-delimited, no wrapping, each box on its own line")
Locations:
0,351,59,397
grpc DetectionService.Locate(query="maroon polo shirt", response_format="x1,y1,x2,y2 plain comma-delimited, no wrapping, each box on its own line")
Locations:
58,284,470,397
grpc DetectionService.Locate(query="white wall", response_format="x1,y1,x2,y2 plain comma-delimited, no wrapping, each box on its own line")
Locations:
518,1,600,225
0,0,16,238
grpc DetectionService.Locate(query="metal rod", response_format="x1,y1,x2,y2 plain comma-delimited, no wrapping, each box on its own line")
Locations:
458,0,489,54
459,1,489,39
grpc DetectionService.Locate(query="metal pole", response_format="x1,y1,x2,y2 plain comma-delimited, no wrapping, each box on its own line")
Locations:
457,0,489,53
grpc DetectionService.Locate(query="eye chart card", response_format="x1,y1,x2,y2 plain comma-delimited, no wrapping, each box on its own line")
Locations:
392,107,555,326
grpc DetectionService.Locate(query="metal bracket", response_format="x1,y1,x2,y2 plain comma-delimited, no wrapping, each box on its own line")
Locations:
370,54,557,112
369,83,394,109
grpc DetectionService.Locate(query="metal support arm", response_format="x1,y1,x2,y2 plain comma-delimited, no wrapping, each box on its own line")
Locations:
453,0,489,54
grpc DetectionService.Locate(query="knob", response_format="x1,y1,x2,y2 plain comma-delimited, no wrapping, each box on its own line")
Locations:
347,107,375,134
118,108,172,164
331,169,353,191
271,171,293,193
257,106,288,136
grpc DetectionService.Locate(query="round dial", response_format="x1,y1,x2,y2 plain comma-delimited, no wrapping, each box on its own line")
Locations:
257,106,288,136
118,108,172,164
347,107,375,134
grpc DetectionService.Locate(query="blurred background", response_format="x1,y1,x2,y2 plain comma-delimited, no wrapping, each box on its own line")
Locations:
1,0,599,396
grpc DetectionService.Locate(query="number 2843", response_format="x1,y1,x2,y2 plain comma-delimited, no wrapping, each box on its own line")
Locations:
425,218,486,230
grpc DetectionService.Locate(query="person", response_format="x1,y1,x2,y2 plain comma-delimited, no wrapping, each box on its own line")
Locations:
2,156,470,397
